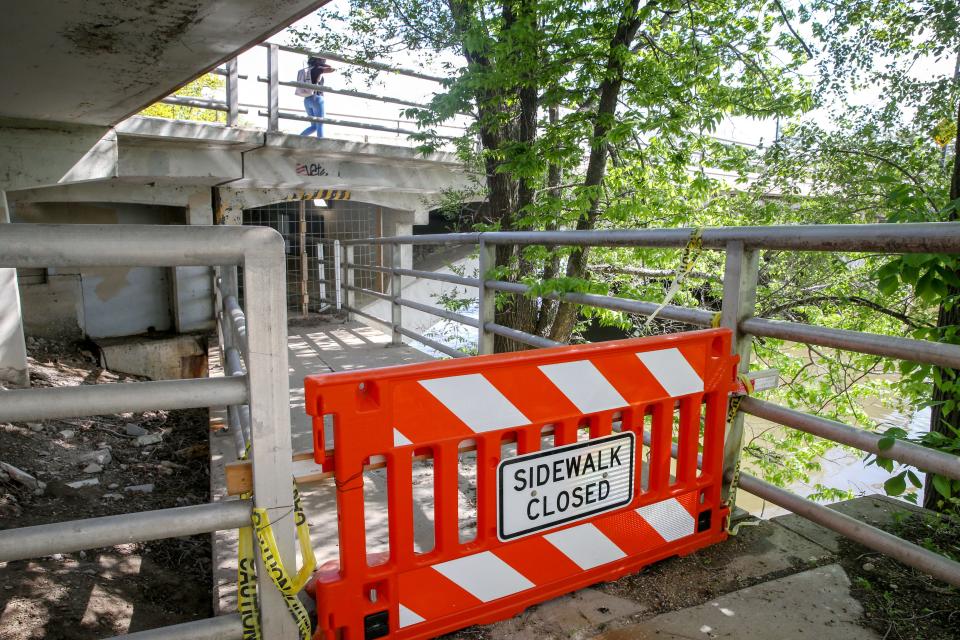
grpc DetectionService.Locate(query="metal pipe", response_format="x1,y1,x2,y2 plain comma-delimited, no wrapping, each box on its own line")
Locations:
485,323,561,349
478,223,960,252
737,473,960,587
344,283,393,302
343,232,480,246
0,376,247,422
160,96,229,112
113,613,242,639
397,327,469,358
260,76,436,110
486,280,715,327
224,296,248,357
0,501,252,563
266,110,448,139
741,317,960,369
0,224,280,268
345,263,480,288
271,43,448,83
360,224,960,253
342,304,393,328
741,397,960,480
227,405,247,459
396,297,480,328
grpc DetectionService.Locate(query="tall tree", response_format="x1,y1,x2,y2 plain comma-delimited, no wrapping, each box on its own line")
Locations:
794,0,960,510
291,0,809,348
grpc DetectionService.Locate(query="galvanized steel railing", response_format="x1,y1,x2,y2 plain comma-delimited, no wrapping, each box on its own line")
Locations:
330,222,960,588
0,224,298,640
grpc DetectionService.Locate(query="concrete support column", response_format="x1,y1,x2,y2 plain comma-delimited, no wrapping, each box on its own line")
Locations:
0,191,29,386
172,190,216,333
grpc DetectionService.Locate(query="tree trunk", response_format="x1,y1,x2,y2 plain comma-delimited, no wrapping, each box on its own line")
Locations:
548,0,644,342
924,91,960,511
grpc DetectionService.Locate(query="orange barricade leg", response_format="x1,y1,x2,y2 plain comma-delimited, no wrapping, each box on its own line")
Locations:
305,329,736,639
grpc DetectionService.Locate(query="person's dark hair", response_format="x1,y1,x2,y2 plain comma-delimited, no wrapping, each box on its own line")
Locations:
308,57,326,68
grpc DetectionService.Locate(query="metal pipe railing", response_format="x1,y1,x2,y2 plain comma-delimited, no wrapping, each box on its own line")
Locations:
346,262,481,288
486,322,561,349
486,280,715,327
0,501,252,563
224,295,248,357
397,326,469,358
396,296,480,328
742,317,960,369
0,376,247,422
741,398,960,481
358,223,960,252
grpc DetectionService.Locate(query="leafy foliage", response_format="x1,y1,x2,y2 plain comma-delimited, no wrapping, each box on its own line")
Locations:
140,74,226,123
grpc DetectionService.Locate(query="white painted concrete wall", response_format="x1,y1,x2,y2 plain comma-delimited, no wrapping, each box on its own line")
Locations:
0,191,29,386
11,200,183,339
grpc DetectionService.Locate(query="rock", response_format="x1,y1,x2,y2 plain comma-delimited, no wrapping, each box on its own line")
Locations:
124,483,154,494
175,443,208,460
83,463,103,474
0,461,41,491
103,493,124,500
862,562,875,572
80,449,112,466
108,483,119,489
58,429,75,439
125,423,148,437
136,433,162,447
27,422,44,432
66,478,100,489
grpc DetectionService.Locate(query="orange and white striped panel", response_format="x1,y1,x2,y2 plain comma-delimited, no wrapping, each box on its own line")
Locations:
391,347,706,446
395,491,700,629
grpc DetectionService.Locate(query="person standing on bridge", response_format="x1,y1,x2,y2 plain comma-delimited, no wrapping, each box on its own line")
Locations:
296,57,334,138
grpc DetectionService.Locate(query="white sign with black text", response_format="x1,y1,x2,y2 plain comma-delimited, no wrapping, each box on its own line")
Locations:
497,432,635,541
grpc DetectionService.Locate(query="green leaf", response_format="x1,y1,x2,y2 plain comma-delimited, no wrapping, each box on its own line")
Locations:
884,473,907,496
932,474,952,499
906,470,922,488
877,436,895,451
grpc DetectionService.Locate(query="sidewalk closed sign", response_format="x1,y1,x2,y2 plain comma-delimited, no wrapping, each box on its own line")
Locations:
497,432,635,541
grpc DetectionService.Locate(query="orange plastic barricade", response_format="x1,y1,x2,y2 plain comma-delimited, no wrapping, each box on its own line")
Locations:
304,329,738,640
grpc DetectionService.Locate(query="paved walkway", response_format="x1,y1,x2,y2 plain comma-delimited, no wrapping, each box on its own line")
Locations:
209,319,896,639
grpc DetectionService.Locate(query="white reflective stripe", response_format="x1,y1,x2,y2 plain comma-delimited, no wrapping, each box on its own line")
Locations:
636,348,703,397
419,374,529,432
393,428,413,447
398,603,425,628
538,360,627,414
636,497,696,542
431,551,534,602
544,523,626,570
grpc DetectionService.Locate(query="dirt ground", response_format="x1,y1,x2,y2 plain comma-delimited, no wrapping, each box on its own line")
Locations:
0,338,212,639
841,512,960,640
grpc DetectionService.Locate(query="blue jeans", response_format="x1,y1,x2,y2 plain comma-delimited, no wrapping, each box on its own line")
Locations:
301,95,324,137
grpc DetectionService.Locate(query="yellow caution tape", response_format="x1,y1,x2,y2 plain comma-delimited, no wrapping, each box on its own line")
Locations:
711,311,722,328
283,189,351,202
644,228,704,328
237,442,316,640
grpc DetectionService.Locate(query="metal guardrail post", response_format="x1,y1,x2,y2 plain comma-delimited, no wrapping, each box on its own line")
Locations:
478,239,496,354
333,240,342,311
226,58,239,127
391,243,402,345
719,240,760,505
241,237,297,640
344,244,355,321
267,43,280,132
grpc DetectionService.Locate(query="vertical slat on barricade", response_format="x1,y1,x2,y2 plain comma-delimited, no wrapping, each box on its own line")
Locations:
676,396,700,484
649,403,673,494
243,240,297,640
388,452,415,562
701,391,727,505
434,442,460,552
476,436,498,541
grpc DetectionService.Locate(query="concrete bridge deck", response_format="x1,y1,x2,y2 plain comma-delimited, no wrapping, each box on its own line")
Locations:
208,320,909,639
